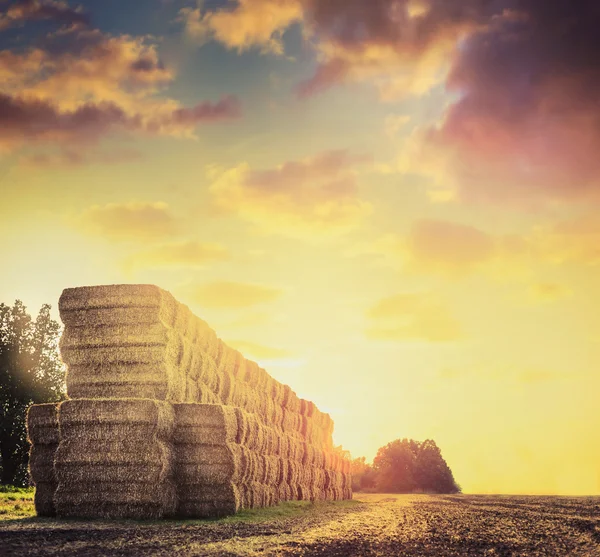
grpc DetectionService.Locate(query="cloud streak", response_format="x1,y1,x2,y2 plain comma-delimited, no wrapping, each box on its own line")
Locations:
208,149,373,237
366,291,462,342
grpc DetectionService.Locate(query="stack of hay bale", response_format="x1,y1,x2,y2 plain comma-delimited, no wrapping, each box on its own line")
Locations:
26,284,352,519
27,403,59,516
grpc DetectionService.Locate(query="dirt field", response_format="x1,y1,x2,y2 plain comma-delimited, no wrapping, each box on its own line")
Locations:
1,492,599,556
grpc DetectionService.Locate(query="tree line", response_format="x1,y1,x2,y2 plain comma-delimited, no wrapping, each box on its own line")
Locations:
349,439,461,494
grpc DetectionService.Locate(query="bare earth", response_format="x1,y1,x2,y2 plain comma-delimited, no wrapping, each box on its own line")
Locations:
1,493,599,556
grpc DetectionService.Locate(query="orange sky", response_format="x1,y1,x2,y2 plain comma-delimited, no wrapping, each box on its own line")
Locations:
2,0,600,495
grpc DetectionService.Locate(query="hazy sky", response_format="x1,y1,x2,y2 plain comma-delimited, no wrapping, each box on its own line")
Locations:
2,0,599,495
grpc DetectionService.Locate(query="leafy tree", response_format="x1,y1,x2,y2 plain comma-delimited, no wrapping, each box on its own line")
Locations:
350,456,377,492
0,301,65,486
414,439,461,494
373,438,418,493
367,438,461,494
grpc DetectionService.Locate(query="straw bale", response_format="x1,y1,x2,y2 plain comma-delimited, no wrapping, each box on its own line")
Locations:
64,363,169,399
173,403,237,445
251,483,268,508
270,403,284,430
295,439,306,464
288,483,300,501
174,302,192,338
262,455,279,485
229,381,246,408
341,458,351,475
59,285,176,328
242,386,261,415
28,444,57,484
55,480,177,519
186,378,199,402
33,482,56,517
284,391,301,414
243,360,260,387
55,439,173,484
275,434,289,459
282,408,300,434
175,443,242,484
297,484,313,501
198,352,219,393
197,325,219,360
177,482,241,518
313,467,326,490
59,321,170,353
277,482,292,502
232,407,249,445
66,375,169,400
311,447,324,469
216,370,237,405
179,338,194,379
286,459,302,485
27,403,59,445
58,399,175,441
196,384,220,404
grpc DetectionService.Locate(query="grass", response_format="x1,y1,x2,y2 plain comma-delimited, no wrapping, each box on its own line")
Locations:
0,485,359,524
0,486,35,519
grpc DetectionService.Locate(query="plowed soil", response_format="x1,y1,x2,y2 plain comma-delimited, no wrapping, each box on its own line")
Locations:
1,493,599,556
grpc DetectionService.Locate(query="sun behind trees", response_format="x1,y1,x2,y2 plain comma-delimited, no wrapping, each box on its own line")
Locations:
0,301,66,486
351,439,461,494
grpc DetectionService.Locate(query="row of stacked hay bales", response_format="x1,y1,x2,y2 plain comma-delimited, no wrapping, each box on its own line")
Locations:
27,284,351,519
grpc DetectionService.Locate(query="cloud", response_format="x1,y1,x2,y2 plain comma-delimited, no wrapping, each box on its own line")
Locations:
78,202,179,241
0,0,89,31
179,0,302,54
123,240,231,270
366,292,462,342
18,148,141,168
0,91,241,152
224,340,292,360
208,149,373,237
0,17,242,153
528,283,573,304
397,2,600,206
407,219,495,273
187,0,483,99
188,0,600,206
183,281,282,309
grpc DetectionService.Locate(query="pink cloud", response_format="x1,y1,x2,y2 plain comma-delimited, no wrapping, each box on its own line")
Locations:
0,0,89,31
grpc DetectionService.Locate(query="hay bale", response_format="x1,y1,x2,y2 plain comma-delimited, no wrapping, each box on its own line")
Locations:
64,364,170,401
277,482,292,502
28,445,57,484
216,370,236,405
58,398,175,441
59,285,177,329
55,399,175,520
33,482,56,517
198,352,219,393
173,403,237,445
55,438,173,484
55,480,177,519
27,403,59,445
270,403,284,430
175,443,243,484
177,482,241,518
242,360,260,387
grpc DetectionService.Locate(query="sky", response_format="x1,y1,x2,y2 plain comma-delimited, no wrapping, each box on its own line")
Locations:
1,0,600,495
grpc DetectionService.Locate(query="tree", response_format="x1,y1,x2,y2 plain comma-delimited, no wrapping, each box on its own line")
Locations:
414,439,461,494
373,438,418,493
350,456,377,492
0,301,65,486
369,438,461,494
